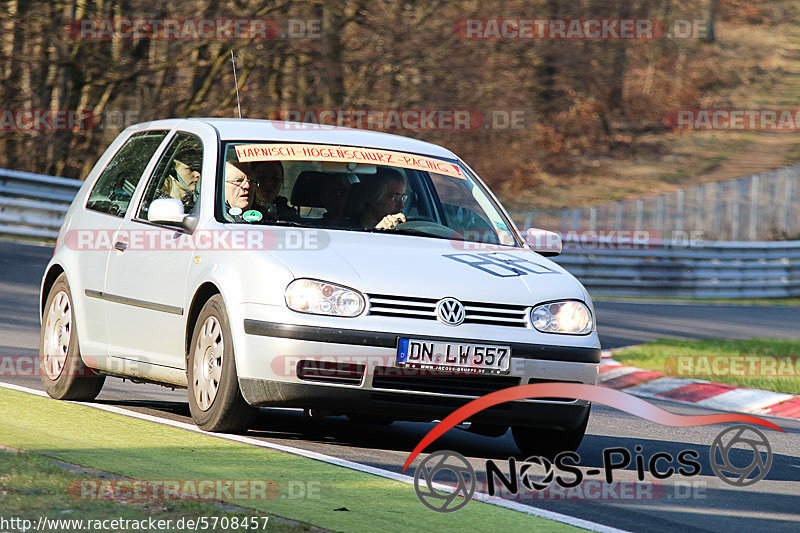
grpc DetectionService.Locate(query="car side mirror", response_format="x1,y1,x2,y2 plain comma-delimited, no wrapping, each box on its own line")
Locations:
148,198,192,230
523,228,562,256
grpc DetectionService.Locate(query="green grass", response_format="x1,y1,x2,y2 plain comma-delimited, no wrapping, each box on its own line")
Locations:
613,338,800,395
0,388,577,533
0,234,55,247
0,449,306,532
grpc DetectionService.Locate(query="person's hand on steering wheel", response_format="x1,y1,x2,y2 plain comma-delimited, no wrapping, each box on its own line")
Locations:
375,212,406,230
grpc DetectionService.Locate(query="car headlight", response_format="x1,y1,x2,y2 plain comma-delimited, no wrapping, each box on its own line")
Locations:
285,279,365,317
531,300,593,335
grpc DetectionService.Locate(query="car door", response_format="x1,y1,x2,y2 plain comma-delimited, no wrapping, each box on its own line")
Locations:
103,124,216,369
77,129,171,357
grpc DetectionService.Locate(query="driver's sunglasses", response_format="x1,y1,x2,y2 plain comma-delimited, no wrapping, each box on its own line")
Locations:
225,176,250,188
389,193,410,203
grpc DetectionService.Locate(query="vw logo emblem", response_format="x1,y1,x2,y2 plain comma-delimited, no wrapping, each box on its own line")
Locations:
436,298,465,326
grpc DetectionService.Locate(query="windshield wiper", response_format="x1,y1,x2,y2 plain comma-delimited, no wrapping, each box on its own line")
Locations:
261,219,305,227
383,227,453,241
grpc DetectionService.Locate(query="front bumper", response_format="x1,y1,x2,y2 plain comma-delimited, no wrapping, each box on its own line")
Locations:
237,318,599,428
240,377,591,430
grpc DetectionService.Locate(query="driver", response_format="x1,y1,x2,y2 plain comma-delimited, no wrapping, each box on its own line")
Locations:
359,167,408,230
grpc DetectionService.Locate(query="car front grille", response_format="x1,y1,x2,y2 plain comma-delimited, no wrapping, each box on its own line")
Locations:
371,367,521,396
366,294,529,328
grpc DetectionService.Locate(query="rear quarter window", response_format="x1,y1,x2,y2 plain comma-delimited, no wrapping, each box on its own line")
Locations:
86,130,169,217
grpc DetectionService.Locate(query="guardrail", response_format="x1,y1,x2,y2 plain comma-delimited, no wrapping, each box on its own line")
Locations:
1,168,798,298
0,168,81,240
553,239,800,298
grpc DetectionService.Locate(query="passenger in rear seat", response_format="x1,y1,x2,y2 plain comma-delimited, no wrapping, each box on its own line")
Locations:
250,160,298,221
319,173,355,226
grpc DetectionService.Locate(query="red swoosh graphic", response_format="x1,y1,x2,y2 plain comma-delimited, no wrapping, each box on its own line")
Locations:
402,383,783,472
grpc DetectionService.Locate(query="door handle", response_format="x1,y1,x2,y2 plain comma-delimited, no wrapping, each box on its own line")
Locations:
114,241,128,252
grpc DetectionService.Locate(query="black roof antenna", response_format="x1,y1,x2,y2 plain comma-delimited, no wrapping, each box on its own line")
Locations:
230,49,242,118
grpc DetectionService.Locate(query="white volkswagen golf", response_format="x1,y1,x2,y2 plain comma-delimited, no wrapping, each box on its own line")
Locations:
39,119,600,455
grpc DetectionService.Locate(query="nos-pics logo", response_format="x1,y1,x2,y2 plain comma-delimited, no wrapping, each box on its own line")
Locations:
413,424,773,512
414,450,476,513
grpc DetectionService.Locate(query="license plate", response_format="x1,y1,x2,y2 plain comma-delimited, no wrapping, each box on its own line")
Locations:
396,338,511,374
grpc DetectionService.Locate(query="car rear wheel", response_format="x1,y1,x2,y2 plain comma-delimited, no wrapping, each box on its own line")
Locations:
187,294,256,432
40,274,105,400
511,405,590,459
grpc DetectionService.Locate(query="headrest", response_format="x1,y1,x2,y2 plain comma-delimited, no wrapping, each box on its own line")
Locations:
290,171,330,208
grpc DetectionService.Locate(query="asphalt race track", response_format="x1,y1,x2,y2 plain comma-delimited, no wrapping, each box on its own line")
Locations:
1,239,798,532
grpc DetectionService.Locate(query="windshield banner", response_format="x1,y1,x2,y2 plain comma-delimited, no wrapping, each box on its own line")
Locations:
233,143,465,179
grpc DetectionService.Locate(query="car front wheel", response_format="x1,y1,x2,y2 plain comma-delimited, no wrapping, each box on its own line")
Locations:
187,294,257,432
40,273,105,400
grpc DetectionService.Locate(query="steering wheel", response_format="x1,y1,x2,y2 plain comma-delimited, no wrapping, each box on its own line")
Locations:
400,215,436,224
394,217,456,238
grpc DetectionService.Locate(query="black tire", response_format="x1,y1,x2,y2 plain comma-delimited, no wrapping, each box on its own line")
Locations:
187,294,257,432
40,273,105,400
511,405,591,459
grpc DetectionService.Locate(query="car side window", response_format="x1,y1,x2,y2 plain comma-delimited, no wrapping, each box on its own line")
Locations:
137,132,204,221
86,130,169,217
428,171,491,229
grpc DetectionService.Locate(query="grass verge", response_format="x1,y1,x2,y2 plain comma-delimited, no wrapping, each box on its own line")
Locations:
0,448,307,532
0,388,576,533
613,338,800,395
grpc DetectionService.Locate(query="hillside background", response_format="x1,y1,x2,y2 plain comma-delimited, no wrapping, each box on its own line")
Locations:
1,0,798,211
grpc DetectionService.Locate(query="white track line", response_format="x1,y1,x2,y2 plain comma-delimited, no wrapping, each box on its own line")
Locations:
0,381,627,533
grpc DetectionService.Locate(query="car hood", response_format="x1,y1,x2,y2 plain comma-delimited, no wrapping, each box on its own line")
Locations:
266,230,586,306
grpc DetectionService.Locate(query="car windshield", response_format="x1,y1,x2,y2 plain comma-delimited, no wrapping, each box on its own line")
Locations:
218,141,520,247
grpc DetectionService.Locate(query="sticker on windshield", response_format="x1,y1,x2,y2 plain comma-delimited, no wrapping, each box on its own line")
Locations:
234,143,465,180
242,209,263,222
228,207,243,217
443,252,557,277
